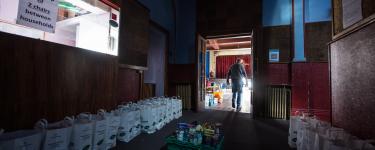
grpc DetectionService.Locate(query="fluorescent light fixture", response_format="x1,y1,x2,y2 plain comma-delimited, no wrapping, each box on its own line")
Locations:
63,0,106,14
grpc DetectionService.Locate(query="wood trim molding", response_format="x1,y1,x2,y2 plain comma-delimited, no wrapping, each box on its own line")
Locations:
331,13,375,43
100,0,120,10
119,64,148,71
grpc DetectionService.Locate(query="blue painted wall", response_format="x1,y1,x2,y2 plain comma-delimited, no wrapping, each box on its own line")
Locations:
293,0,306,61
144,25,167,96
262,0,292,27
262,0,331,26
175,0,197,64
305,0,331,23
206,51,210,78
137,0,174,31
138,0,196,64
137,0,176,64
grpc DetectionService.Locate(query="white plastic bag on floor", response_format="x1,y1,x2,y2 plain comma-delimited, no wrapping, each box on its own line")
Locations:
67,114,94,150
296,120,308,150
102,110,120,150
288,116,298,148
34,119,72,150
176,97,183,118
91,112,107,150
117,106,133,142
140,104,157,134
131,110,141,139
0,130,42,150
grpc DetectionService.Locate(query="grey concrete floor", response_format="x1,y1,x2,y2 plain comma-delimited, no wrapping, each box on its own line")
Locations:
114,110,292,150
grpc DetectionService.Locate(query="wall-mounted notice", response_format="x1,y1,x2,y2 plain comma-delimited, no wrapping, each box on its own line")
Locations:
269,49,280,62
342,0,363,29
16,0,59,33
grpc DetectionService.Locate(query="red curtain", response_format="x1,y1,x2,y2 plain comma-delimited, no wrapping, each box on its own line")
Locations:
216,55,251,78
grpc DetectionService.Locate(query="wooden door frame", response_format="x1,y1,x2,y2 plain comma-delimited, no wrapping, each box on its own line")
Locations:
195,34,206,112
195,32,254,113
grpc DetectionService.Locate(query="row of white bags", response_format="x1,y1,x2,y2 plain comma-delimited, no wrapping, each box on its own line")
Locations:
289,115,375,150
0,110,120,150
0,96,183,150
136,97,183,134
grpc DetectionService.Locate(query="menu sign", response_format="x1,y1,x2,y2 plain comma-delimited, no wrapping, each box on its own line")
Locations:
16,0,59,33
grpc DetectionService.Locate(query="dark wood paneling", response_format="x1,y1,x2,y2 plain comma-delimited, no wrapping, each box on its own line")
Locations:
305,21,332,62
197,0,262,37
167,64,196,109
118,0,150,67
0,32,118,131
168,64,196,84
142,83,155,99
330,21,375,139
333,0,375,35
362,0,375,18
263,26,292,62
117,68,141,102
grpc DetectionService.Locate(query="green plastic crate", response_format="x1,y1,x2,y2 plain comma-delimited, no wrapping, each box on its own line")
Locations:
165,136,224,150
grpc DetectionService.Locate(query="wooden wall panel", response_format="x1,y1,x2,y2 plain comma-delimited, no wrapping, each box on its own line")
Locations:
333,0,375,35
330,21,375,139
118,0,150,67
305,21,332,62
362,0,375,18
117,68,141,103
262,26,292,62
197,0,262,37
0,32,118,131
167,64,196,109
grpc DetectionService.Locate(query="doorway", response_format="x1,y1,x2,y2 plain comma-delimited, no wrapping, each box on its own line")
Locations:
196,34,254,114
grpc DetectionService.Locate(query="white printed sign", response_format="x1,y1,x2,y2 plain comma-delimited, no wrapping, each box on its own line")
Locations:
16,0,59,33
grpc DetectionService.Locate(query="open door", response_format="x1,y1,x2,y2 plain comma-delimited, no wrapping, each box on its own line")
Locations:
196,34,206,112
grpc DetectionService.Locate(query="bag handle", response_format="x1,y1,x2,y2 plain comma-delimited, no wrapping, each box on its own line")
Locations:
77,112,92,120
34,119,48,129
98,109,106,116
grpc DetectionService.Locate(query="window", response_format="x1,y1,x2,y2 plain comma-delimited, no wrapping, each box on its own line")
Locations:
0,0,120,56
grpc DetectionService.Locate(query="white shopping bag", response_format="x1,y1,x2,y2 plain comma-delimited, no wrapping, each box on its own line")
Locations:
322,140,349,150
0,130,42,150
288,116,298,148
34,119,72,150
140,105,157,134
117,107,133,142
67,115,94,150
117,106,141,143
132,110,141,139
91,113,107,150
103,111,120,150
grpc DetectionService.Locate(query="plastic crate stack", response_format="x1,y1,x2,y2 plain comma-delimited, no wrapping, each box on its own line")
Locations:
289,112,375,150
0,96,183,150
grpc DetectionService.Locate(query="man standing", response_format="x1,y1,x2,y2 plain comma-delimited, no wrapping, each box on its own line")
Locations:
226,58,248,111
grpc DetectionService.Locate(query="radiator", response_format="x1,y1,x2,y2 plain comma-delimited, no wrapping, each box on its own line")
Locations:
265,85,291,119
176,84,192,110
